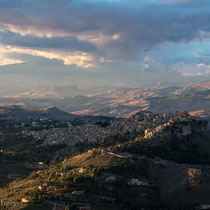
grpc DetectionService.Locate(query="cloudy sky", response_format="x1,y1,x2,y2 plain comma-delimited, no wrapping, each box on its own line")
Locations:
0,0,210,89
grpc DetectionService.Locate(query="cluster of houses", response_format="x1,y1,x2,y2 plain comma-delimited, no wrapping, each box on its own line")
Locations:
144,112,208,140
18,111,193,142
20,111,208,155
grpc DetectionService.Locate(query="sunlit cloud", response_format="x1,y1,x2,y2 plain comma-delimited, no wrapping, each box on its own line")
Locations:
78,33,121,46
0,0,210,65
3,45,98,68
0,45,24,66
0,55,24,66
0,0,209,89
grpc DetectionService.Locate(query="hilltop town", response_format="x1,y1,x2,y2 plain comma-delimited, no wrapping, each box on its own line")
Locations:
0,106,209,209
21,110,208,156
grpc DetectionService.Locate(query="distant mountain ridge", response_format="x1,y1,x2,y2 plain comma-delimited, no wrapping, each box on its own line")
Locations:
0,80,209,119
172,80,210,95
4,80,210,100
0,105,76,120
3,85,118,99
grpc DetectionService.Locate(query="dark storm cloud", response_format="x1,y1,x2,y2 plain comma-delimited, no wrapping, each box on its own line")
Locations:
0,0,210,60
0,30,97,52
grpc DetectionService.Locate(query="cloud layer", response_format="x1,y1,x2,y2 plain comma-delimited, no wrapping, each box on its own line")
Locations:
0,0,210,84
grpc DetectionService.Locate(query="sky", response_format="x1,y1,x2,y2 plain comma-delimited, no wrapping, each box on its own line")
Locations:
0,0,210,89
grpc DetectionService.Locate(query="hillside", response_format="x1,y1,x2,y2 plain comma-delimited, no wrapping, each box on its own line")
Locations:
0,80,209,119
172,80,210,95
4,80,210,100
1,134,210,209
0,108,209,209
2,85,117,99
0,105,76,120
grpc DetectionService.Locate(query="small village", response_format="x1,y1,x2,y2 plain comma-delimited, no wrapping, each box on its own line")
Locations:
20,111,208,152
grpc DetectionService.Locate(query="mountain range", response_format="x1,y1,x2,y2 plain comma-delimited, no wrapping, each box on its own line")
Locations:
1,85,118,99
0,80,209,123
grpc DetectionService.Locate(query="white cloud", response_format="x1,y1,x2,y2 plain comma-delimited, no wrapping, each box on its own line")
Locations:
139,56,165,72
0,45,24,66
171,61,210,76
